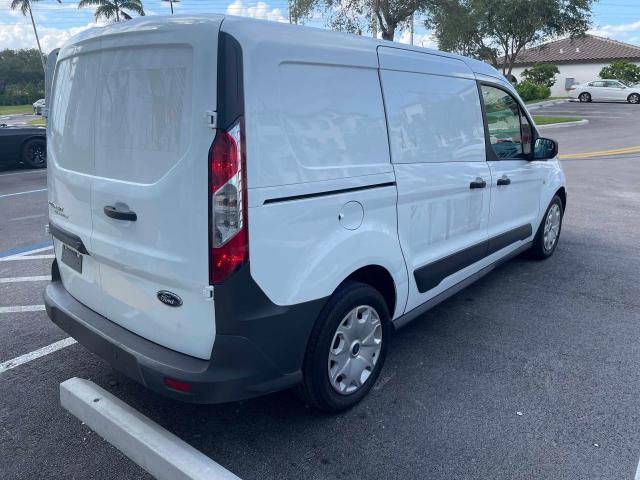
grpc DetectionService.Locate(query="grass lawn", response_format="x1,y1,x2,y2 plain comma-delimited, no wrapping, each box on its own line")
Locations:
0,104,32,115
524,97,569,105
27,118,46,126
533,115,580,125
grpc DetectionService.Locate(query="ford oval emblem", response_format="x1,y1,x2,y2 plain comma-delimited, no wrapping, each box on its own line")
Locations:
157,291,182,307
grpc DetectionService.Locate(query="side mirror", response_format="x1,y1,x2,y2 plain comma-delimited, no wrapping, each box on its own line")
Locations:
533,137,558,161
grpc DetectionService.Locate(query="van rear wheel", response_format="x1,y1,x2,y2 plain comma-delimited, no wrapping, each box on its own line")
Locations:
298,281,391,412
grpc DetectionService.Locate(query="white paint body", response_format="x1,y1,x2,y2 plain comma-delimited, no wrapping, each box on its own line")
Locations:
568,79,640,102
48,15,566,362
511,61,640,97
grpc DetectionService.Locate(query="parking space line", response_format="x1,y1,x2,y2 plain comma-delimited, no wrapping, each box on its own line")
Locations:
0,254,55,262
0,188,47,199
0,338,76,375
0,170,44,177
0,305,46,313
11,214,46,221
0,242,52,259
0,276,50,283
0,245,55,262
61,378,242,480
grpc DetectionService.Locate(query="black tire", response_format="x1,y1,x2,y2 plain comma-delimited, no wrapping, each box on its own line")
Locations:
578,92,591,102
21,138,46,168
298,281,391,413
628,93,640,104
530,195,563,260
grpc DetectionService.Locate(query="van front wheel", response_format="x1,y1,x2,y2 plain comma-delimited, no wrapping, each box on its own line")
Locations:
298,281,391,412
530,195,563,260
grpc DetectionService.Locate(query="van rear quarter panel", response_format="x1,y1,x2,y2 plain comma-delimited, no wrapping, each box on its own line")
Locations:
221,18,408,317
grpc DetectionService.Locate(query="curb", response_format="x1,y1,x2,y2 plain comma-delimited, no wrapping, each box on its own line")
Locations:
60,378,242,480
526,99,570,110
537,118,589,130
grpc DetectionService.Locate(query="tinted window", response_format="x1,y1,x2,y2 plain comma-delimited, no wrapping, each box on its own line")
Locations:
481,85,532,159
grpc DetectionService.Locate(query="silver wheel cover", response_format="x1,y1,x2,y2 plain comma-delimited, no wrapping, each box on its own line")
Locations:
328,305,382,395
543,203,561,251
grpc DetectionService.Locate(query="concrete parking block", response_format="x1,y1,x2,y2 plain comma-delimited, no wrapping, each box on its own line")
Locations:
60,378,242,480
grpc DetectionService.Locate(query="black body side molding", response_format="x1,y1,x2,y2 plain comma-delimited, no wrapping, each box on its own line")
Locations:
487,224,532,256
49,221,89,255
413,224,532,293
396,241,533,329
263,182,396,205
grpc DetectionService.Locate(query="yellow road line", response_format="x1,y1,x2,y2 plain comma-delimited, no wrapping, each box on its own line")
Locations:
559,145,640,159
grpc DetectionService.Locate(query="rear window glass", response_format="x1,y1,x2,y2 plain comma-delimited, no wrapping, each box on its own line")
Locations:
50,46,193,183
50,55,100,174
94,46,193,184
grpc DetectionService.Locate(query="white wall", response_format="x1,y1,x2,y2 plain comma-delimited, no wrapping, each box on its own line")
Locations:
511,61,640,97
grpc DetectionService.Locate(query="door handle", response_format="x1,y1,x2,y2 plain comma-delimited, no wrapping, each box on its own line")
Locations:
497,176,511,186
469,178,487,189
104,205,137,221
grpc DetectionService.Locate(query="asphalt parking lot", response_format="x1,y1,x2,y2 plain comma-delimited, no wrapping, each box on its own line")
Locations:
0,113,40,126
1,100,639,480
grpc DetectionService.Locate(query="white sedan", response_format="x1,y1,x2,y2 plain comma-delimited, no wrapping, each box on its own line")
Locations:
569,79,640,104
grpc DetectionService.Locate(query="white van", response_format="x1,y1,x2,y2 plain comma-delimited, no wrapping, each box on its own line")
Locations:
44,15,566,412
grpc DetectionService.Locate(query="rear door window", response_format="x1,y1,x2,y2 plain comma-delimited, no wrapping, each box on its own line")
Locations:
94,46,193,184
49,55,100,174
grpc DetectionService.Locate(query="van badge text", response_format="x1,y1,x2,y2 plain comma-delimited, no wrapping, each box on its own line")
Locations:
157,291,183,307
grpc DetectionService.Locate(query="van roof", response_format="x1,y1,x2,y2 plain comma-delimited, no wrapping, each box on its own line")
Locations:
61,14,504,81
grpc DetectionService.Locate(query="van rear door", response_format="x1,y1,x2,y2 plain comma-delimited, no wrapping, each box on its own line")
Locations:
48,46,103,317
51,18,222,360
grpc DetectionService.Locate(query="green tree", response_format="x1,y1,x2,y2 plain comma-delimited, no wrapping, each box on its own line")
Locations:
521,63,560,87
0,49,44,105
10,0,61,70
599,60,640,85
293,0,426,40
425,0,594,76
78,0,145,22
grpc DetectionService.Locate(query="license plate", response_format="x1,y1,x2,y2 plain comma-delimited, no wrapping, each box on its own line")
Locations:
61,244,83,273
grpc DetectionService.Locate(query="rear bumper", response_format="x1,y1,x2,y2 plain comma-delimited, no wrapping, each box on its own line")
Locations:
44,265,314,404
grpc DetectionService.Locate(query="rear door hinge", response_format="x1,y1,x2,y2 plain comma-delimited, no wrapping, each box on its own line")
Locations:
202,285,214,300
205,111,217,129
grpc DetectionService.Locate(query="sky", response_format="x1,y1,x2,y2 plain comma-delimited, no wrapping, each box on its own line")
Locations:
0,0,639,54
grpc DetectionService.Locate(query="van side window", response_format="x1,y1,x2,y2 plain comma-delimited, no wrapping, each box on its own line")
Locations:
481,85,532,160
380,70,486,164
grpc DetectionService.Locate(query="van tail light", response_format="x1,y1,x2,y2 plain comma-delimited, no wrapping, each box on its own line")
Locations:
208,119,248,285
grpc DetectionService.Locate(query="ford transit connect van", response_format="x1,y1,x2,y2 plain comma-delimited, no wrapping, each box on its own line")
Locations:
44,15,566,412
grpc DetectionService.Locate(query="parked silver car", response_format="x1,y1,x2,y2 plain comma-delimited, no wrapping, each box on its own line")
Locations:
32,98,45,115
569,79,640,104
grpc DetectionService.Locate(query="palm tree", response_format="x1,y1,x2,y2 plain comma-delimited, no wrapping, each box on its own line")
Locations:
78,0,145,23
10,0,61,70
